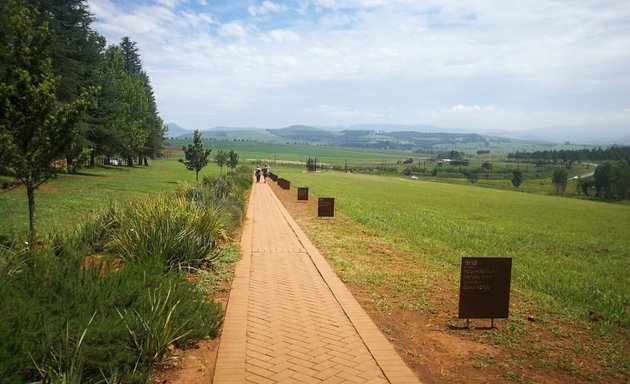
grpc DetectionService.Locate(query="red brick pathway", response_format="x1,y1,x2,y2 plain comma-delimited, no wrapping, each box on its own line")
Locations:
213,182,421,383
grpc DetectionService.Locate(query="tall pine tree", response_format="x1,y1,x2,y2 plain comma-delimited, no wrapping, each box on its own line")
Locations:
119,36,164,165
0,1,96,244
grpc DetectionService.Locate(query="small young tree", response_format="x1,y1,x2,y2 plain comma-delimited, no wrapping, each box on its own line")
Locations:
180,130,211,182
0,2,96,245
552,167,568,194
511,169,523,188
466,172,479,184
214,149,229,175
227,149,239,170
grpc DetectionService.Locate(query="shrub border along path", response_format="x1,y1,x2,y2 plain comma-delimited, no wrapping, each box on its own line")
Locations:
214,181,420,383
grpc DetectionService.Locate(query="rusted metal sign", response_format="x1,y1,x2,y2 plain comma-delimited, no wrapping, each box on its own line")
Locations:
458,257,512,319
278,178,290,190
297,187,309,201
318,198,334,217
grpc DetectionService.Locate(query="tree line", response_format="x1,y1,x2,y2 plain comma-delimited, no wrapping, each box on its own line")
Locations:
505,145,630,200
0,0,164,244
507,145,630,163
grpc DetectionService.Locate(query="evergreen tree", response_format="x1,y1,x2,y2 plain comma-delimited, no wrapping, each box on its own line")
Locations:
214,150,229,175
511,169,523,188
92,45,149,166
180,130,212,182
552,167,568,194
120,36,142,75
35,0,105,103
594,161,614,199
227,149,239,170
594,160,630,200
0,1,96,244
34,0,106,168
611,159,630,200
119,37,164,165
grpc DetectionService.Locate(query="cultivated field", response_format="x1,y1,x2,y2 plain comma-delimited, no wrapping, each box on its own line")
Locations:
165,138,419,167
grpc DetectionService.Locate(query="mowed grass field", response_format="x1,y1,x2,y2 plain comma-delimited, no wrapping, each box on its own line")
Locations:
269,166,629,381
275,167,629,324
0,160,218,237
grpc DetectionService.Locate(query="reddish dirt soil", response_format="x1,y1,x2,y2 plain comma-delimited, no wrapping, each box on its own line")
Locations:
149,293,228,384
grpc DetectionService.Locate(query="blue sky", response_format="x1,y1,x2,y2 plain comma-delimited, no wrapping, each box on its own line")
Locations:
88,0,630,137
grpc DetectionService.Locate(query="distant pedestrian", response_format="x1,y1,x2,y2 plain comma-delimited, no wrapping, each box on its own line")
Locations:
262,164,269,183
255,165,262,183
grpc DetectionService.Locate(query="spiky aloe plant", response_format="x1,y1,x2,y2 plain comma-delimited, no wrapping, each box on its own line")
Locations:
107,195,230,270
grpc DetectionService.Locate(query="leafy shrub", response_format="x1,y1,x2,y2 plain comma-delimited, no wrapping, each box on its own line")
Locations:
116,277,222,366
107,195,230,270
0,246,222,383
0,167,252,382
76,202,121,254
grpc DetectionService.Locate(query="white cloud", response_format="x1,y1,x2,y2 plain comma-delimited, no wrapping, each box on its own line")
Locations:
218,23,248,39
157,0,181,9
248,1,287,17
88,0,630,131
451,105,482,112
265,29,300,43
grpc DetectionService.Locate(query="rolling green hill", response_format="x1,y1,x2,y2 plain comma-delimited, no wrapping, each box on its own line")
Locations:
168,125,594,153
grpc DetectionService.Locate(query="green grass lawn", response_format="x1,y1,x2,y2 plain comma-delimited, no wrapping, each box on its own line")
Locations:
0,159,221,238
274,166,630,325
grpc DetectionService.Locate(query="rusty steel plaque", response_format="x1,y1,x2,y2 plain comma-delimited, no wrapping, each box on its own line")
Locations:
278,178,290,190
458,257,512,319
318,198,334,217
297,187,309,201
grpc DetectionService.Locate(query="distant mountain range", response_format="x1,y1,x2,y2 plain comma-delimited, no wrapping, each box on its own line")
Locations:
164,123,191,138
165,123,629,149
488,124,630,145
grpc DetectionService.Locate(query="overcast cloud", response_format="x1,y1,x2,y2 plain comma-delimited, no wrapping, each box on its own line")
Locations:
88,0,630,135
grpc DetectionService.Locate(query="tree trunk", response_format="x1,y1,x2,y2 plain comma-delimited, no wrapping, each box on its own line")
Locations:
143,156,148,166
26,179,37,247
90,149,95,167
127,155,133,167
195,170,199,182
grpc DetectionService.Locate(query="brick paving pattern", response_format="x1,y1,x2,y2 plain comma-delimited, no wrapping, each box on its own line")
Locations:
214,182,421,383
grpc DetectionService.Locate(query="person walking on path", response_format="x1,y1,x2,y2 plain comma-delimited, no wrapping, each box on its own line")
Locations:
255,165,261,183
262,164,269,183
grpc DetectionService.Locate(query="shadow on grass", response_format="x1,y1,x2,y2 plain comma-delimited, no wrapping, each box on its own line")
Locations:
448,324,496,331
70,171,108,177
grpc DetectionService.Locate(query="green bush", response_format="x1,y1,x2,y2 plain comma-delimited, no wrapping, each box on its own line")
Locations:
0,168,252,382
76,202,121,254
77,170,251,272
106,195,230,270
0,246,222,383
